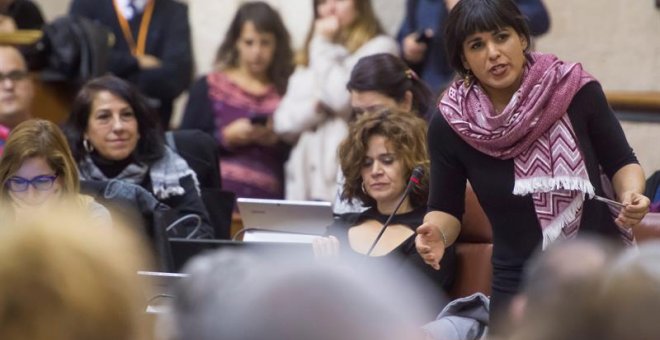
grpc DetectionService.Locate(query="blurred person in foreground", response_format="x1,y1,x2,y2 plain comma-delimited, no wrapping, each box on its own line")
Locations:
173,248,432,340
0,209,154,340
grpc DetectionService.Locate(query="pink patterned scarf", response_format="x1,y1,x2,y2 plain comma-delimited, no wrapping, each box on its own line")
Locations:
440,52,601,248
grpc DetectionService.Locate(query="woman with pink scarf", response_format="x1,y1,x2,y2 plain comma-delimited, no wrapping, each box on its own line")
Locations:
415,0,650,334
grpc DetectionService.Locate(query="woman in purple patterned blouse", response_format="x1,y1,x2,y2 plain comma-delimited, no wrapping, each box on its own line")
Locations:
181,2,294,199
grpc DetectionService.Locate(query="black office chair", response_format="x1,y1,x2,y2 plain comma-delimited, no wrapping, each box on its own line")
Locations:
166,129,235,239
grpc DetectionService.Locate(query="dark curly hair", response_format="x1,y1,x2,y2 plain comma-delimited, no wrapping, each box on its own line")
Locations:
338,109,429,208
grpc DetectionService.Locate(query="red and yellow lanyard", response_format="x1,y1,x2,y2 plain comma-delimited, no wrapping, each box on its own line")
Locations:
112,0,155,56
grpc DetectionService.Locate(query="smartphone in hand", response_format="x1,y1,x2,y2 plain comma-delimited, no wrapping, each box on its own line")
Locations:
249,115,268,126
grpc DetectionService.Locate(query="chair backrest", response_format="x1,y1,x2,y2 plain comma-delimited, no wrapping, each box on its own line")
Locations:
634,212,660,243
449,184,493,299
168,129,234,239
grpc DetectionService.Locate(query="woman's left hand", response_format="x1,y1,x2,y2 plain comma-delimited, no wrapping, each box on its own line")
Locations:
615,191,651,229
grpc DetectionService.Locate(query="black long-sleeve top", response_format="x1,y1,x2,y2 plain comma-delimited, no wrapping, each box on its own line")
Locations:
428,81,638,309
326,206,456,304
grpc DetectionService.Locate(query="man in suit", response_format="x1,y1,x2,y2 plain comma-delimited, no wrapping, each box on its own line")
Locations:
69,0,193,129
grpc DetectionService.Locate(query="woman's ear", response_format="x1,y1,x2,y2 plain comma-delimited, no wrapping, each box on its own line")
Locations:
521,36,529,51
461,54,470,73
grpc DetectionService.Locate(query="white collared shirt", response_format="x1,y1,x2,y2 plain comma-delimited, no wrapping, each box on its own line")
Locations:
115,0,150,20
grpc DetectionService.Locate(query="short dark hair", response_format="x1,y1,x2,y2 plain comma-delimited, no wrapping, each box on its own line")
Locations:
214,1,294,95
338,109,429,208
444,0,531,76
347,53,434,118
65,75,164,165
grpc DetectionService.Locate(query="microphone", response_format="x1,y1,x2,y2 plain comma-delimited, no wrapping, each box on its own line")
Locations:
365,165,424,257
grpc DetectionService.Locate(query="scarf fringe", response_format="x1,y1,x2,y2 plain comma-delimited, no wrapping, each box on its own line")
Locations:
513,176,595,197
541,195,584,249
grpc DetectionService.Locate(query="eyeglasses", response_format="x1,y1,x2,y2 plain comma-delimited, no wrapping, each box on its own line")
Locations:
0,70,29,83
6,175,58,192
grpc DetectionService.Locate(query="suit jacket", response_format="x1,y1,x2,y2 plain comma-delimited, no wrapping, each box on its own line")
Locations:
69,0,193,127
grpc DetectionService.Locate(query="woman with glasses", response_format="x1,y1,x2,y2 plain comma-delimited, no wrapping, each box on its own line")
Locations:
0,119,109,223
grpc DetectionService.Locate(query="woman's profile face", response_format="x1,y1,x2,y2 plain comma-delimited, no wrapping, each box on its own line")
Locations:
461,26,527,100
236,21,276,77
7,156,62,207
360,135,407,208
85,90,140,162
350,90,412,116
317,0,357,28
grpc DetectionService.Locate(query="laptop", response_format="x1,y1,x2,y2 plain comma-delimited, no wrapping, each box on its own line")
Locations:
236,198,334,237
169,238,314,273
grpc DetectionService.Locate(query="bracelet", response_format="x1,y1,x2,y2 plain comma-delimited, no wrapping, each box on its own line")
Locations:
439,228,448,249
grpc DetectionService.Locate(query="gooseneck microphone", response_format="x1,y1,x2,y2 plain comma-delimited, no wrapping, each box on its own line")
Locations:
365,165,424,257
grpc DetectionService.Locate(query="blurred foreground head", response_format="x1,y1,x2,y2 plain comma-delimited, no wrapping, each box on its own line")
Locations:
0,210,154,340
174,249,436,340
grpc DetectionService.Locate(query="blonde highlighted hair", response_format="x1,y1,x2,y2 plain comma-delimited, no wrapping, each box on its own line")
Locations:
0,210,154,340
0,119,80,204
298,0,384,66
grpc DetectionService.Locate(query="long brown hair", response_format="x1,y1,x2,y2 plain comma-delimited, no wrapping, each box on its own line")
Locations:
298,0,384,66
338,109,429,208
0,119,80,205
214,1,294,95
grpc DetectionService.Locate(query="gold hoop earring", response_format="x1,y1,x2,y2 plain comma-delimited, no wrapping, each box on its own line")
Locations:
361,182,367,194
83,139,94,153
463,70,473,88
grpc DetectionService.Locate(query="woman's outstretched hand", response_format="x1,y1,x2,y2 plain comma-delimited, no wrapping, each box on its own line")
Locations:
415,222,446,270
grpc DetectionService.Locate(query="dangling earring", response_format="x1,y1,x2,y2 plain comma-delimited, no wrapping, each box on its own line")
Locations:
83,139,94,153
361,182,367,194
463,69,473,88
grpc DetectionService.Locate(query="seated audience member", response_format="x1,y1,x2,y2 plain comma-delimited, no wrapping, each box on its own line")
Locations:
503,237,620,340
347,53,434,120
0,45,33,129
0,210,154,340
65,75,213,239
313,109,455,311
273,0,399,202
595,241,660,340
180,1,293,200
69,0,193,128
508,240,660,340
334,52,434,213
0,0,44,32
0,119,110,223
173,249,430,340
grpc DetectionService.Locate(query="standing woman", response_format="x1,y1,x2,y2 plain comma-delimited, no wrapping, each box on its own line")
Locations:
415,0,649,332
180,1,293,200
0,119,109,223
66,75,213,239
274,0,399,202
